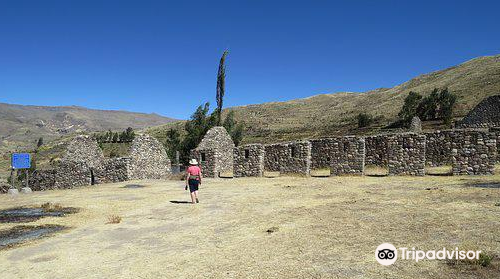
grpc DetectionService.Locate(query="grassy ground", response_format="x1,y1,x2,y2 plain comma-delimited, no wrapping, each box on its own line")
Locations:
0,175,499,278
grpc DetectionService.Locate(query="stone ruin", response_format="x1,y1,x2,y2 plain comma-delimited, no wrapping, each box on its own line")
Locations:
457,95,500,128
387,133,426,176
62,135,104,168
233,144,265,177
191,126,235,178
451,131,497,175
409,116,422,133
127,134,171,180
310,137,365,176
365,135,389,166
264,141,311,175
19,96,500,193
30,134,171,191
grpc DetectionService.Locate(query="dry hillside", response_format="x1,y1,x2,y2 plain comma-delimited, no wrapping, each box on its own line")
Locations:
149,54,500,144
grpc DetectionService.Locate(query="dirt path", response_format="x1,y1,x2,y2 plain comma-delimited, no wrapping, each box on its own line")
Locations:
0,175,499,278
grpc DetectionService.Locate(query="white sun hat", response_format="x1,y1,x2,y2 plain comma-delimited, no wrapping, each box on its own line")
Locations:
189,159,199,165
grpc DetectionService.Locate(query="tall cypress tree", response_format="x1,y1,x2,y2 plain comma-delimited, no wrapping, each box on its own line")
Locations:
216,50,228,126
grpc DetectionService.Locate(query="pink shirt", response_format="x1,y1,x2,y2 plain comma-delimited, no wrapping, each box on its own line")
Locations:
187,166,201,177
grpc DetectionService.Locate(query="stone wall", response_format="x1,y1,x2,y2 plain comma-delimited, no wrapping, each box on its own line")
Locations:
30,169,57,191
387,133,426,176
424,130,455,166
233,144,265,177
310,137,365,175
31,161,92,191
452,131,497,175
365,135,389,166
53,161,92,189
457,95,500,128
62,135,104,168
94,158,131,184
128,134,171,180
191,127,235,178
191,149,216,178
264,141,311,175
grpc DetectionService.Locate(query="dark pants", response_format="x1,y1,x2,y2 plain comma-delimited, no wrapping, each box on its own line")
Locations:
188,179,199,193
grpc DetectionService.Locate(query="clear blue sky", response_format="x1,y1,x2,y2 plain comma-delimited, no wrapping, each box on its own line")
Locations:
0,0,499,119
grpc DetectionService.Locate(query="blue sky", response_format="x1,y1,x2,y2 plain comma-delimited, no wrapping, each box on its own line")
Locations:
0,0,499,119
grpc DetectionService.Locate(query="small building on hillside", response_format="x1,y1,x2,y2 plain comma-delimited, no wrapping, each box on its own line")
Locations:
191,126,235,178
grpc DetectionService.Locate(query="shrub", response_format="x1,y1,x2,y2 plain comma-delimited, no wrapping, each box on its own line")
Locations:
357,113,374,128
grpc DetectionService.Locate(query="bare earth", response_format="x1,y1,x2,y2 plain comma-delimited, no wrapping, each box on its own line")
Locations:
1,175,499,279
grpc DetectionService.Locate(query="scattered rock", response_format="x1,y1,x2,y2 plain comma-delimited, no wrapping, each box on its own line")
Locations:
266,227,279,234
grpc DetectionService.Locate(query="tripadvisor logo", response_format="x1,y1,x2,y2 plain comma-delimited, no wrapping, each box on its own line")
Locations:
375,243,482,266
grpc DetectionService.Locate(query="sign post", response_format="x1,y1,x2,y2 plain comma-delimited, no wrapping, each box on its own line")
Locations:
10,153,32,194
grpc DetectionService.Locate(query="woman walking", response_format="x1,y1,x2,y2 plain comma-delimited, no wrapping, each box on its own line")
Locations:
185,159,202,204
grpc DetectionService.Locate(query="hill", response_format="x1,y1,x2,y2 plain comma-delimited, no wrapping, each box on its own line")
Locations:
0,103,176,152
149,54,500,144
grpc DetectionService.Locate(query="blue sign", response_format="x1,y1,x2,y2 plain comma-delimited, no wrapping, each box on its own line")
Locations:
12,153,31,169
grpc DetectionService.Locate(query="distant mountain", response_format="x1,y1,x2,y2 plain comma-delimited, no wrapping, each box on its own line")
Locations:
148,54,500,144
0,103,177,150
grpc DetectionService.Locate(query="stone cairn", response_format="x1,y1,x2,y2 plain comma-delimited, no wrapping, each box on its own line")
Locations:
410,116,422,133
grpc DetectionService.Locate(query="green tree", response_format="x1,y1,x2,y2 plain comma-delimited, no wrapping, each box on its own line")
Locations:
437,88,456,125
223,110,244,146
125,127,135,142
36,137,44,148
112,132,119,143
216,50,228,126
179,103,215,163
417,89,439,120
165,129,181,160
398,91,422,125
357,113,374,128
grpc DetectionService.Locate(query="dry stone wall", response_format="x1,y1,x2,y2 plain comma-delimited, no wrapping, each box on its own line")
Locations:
53,161,92,188
424,130,455,166
264,141,311,175
94,158,131,184
452,131,497,175
365,135,389,166
457,95,500,128
30,169,57,191
410,116,422,133
387,133,426,176
191,127,235,178
310,137,365,175
233,144,265,177
63,135,104,168
128,134,171,180
30,161,92,190
191,149,216,178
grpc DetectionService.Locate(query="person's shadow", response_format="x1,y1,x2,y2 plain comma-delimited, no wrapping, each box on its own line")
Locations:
169,200,192,204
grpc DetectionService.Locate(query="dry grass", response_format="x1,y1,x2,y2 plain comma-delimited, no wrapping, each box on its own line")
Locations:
106,215,122,224
40,202,63,212
310,168,331,177
426,165,453,176
0,175,499,278
364,165,389,176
